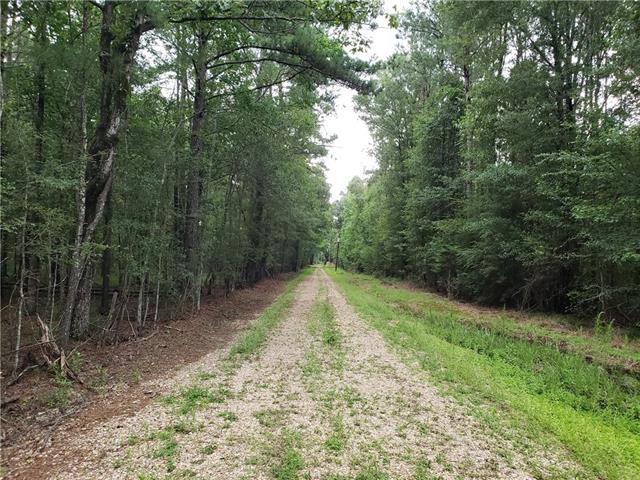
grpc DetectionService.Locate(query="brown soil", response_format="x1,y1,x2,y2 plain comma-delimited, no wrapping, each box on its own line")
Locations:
0,276,288,479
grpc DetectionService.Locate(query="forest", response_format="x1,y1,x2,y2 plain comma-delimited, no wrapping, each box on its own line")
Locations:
1,0,379,361
1,1,640,479
336,0,640,325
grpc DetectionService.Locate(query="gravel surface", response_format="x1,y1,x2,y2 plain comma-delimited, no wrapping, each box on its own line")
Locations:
47,268,577,479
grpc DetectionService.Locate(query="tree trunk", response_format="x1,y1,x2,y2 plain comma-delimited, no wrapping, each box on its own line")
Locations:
100,192,113,314
153,267,161,326
26,3,48,313
72,263,93,338
247,173,265,283
60,2,153,343
136,274,145,333
13,188,28,376
49,255,58,328
183,29,208,284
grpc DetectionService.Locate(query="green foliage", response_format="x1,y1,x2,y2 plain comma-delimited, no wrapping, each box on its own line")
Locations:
324,414,347,453
1,0,375,345
162,385,228,415
270,431,304,480
335,0,640,327
42,373,73,409
67,351,83,372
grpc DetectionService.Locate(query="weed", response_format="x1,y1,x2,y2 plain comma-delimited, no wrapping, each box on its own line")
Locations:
171,419,200,434
268,431,304,480
162,384,228,415
354,466,388,480
218,410,238,422
201,443,217,455
137,473,158,480
43,370,73,409
594,312,615,342
131,367,143,384
170,469,197,478
90,365,110,393
301,350,322,377
342,387,363,408
67,351,83,372
324,414,346,453
413,459,437,480
196,370,216,381
152,436,178,460
254,408,288,428
144,420,203,472
434,453,453,472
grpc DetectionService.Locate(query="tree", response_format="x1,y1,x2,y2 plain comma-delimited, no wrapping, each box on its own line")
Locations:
1,0,380,360
337,0,640,325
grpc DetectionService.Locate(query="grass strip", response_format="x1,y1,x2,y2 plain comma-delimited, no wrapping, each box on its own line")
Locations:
228,267,312,362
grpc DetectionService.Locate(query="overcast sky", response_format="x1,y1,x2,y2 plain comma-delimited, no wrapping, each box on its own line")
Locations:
321,1,408,200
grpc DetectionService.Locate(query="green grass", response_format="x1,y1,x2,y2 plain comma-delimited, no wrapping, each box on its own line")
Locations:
228,268,312,362
254,408,289,428
161,384,229,415
324,413,347,453
201,443,217,455
301,350,322,377
270,431,304,480
148,426,179,472
307,290,344,371
326,268,640,480
367,275,640,372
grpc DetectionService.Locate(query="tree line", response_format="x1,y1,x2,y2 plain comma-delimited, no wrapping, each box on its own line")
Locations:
1,0,381,370
336,0,639,325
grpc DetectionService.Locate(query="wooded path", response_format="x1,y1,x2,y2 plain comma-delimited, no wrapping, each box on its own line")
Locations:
34,270,575,479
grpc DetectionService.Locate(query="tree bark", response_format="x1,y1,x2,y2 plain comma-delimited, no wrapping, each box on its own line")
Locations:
246,174,266,283
72,263,93,338
26,2,48,312
14,187,28,376
100,191,113,314
136,274,145,333
60,2,153,343
183,29,208,282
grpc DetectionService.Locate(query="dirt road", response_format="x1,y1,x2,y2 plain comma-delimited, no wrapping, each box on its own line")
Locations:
15,269,573,479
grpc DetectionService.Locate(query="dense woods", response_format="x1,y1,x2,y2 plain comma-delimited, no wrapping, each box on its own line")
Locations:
1,0,380,369
1,0,639,379
338,0,640,325
1,2,639,478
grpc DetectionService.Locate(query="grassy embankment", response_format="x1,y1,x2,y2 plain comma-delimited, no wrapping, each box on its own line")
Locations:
326,267,640,480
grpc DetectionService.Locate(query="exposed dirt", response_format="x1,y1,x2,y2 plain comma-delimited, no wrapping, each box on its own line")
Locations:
5,268,582,479
1,276,288,479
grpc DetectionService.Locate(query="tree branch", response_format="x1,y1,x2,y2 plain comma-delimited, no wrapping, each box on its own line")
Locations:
208,67,309,100
206,44,298,67
170,15,307,24
87,0,105,11
208,56,310,72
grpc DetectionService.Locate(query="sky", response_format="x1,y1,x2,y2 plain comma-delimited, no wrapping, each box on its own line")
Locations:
321,1,408,201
